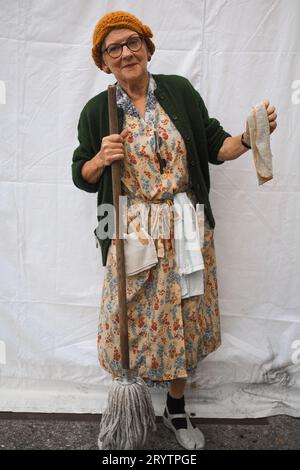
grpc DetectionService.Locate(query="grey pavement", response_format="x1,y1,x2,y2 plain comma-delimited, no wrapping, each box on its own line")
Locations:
0,413,299,450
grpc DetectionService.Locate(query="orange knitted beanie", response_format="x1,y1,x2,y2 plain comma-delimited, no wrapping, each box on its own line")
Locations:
91,11,155,70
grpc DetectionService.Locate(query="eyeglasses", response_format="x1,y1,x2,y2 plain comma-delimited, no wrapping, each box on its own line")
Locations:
103,35,143,59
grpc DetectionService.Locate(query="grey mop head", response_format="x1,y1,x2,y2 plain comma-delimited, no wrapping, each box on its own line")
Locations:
98,376,157,450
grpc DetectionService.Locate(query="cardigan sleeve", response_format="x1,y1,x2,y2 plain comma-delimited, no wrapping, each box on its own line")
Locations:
71,105,100,193
193,88,231,165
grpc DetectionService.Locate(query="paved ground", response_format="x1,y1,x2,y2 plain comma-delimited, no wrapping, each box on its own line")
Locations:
0,413,299,450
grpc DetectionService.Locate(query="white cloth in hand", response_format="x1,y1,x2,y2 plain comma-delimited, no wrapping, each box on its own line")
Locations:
247,103,273,185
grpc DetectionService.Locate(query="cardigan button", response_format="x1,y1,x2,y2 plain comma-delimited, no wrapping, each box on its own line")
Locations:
190,160,195,166
171,114,178,120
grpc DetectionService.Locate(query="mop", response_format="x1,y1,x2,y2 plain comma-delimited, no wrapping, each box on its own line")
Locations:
98,85,156,450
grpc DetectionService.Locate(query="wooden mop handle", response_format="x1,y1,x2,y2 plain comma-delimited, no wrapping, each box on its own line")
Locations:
108,85,129,371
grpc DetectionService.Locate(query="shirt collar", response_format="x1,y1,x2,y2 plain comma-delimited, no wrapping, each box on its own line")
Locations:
116,74,157,122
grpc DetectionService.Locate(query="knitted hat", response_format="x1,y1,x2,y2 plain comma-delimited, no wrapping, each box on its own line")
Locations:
92,11,155,70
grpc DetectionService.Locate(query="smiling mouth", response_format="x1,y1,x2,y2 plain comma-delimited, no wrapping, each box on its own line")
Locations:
123,63,138,68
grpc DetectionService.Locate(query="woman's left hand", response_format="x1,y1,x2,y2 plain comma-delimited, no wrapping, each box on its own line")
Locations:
263,99,277,134
245,99,277,138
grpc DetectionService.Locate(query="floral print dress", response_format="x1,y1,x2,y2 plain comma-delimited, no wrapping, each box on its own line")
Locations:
97,75,221,385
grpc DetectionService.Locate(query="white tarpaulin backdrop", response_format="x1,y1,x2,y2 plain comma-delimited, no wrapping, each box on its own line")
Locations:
1,0,300,418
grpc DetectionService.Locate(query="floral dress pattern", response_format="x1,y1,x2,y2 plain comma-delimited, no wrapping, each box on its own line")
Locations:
97,76,221,385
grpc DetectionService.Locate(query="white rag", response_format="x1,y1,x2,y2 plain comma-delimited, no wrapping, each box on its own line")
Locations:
247,103,273,185
124,226,158,276
123,193,205,299
173,193,204,298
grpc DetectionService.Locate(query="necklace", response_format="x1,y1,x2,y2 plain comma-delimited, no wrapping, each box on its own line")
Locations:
154,130,166,174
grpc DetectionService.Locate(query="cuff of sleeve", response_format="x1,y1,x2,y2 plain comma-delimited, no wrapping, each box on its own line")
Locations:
209,132,231,165
72,160,99,193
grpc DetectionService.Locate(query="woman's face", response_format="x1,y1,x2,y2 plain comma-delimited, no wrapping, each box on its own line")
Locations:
102,28,149,86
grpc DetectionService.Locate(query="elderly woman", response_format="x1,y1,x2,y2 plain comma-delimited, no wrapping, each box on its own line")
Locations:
72,11,277,449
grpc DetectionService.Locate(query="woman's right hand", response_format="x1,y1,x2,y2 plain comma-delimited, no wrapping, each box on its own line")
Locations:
95,128,129,168
81,128,130,184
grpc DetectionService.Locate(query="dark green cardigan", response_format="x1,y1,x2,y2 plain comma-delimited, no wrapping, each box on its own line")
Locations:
72,74,231,266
